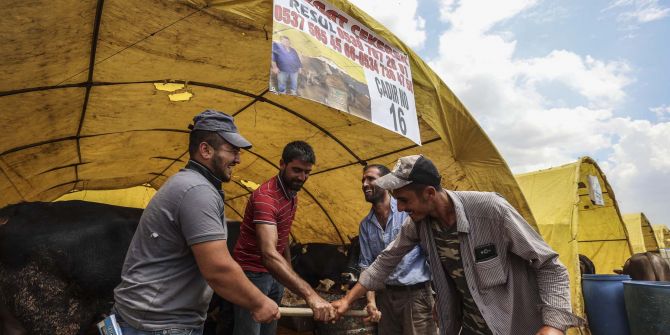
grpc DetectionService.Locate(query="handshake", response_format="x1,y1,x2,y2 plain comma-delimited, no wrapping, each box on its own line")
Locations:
266,294,381,323
308,295,381,323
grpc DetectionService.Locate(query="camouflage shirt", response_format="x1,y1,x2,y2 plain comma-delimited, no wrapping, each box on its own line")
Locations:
431,221,492,335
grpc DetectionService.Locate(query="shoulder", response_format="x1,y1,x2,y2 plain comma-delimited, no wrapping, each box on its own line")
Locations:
160,171,218,200
451,191,510,217
252,180,280,200
452,190,506,204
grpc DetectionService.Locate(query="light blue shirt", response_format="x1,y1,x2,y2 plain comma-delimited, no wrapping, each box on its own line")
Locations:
358,197,431,286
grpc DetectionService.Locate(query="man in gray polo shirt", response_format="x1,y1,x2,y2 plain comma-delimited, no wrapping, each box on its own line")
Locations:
112,110,280,335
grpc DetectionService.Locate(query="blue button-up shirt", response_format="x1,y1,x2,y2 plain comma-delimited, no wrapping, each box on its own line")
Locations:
358,198,431,286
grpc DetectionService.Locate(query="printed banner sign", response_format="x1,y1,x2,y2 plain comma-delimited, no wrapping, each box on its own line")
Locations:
588,175,605,206
270,0,421,144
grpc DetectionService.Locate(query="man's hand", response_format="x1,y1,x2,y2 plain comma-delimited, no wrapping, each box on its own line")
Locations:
331,298,351,321
271,66,279,75
307,295,336,322
251,297,280,323
536,325,564,335
363,302,381,323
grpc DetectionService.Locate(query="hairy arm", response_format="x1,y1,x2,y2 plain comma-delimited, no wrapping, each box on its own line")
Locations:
256,224,335,321
192,240,279,322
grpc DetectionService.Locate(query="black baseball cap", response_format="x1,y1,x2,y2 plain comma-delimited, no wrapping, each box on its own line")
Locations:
191,109,252,149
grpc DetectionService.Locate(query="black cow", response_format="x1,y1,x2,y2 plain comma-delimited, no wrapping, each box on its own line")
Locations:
290,236,361,290
616,252,670,281
0,201,142,335
0,200,243,335
579,254,596,275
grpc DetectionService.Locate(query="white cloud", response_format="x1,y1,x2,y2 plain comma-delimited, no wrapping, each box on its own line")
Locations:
517,51,632,108
604,0,670,24
650,104,670,121
604,119,670,224
348,0,426,49
439,0,539,33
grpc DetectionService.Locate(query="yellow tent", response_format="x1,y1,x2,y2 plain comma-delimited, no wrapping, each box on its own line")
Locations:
652,224,670,249
623,213,660,253
516,157,633,325
0,0,534,244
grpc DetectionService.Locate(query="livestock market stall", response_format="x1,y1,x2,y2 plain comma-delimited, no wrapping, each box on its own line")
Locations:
516,156,634,335
0,0,536,246
622,212,661,253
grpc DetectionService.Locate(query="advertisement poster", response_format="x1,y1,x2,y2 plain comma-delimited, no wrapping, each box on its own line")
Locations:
588,175,605,206
270,0,421,144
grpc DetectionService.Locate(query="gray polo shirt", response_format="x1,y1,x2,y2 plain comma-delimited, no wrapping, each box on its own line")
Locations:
113,162,227,330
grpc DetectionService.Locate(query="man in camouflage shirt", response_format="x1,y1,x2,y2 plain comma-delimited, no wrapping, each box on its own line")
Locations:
333,155,583,335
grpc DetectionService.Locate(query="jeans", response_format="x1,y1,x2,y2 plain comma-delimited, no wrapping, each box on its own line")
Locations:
277,71,299,94
232,271,284,335
114,312,204,335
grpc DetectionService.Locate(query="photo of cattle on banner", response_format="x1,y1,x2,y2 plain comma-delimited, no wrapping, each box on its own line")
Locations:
270,31,372,121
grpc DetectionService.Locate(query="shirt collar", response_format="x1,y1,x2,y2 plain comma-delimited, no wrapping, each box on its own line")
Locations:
417,190,470,233
365,196,399,225
275,174,295,200
185,159,223,192
445,190,470,233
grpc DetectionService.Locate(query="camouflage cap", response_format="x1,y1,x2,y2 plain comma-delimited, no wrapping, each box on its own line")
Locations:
373,155,441,190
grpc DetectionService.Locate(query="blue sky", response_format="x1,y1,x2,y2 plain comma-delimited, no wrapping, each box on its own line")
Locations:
350,0,670,228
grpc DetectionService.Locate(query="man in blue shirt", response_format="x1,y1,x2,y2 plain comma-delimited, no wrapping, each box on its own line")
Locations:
357,164,436,335
271,35,302,95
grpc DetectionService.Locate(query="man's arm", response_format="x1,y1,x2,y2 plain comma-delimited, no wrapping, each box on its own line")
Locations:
192,240,279,323
333,216,420,317
283,241,293,270
255,223,335,322
357,216,420,291
499,196,584,333
363,291,381,323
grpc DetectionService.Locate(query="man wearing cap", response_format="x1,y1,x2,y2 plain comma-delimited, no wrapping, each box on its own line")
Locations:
333,155,584,335
356,164,436,334
232,141,336,335
112,110,280,335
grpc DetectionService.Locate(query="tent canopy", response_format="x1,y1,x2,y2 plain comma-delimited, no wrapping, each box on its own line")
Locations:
1,0,534,244
623,213,660,253
652,224,670,249
515,157,633,320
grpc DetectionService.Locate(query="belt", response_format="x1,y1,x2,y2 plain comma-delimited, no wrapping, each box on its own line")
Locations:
385,281,429,291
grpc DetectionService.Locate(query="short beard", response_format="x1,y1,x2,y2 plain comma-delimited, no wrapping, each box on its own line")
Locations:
212,155,230,182
281,169,303,192
365,187,386,204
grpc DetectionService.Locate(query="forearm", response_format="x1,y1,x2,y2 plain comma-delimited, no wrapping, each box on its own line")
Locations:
365,291,376,306
263,251,316,300
204,260,267,311
343,282,369,304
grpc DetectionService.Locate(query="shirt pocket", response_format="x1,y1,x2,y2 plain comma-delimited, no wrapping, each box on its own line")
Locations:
168,329,195,335
474,256,507,289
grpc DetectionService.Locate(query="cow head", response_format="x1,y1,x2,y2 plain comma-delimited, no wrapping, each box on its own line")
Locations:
617,252,670,281
340,236,361,291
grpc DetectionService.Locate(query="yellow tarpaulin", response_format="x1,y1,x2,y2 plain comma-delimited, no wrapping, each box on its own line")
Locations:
56,186,156,209
623,213,659,253
652,224,670,249
516,157,633,326
0,0,535,244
